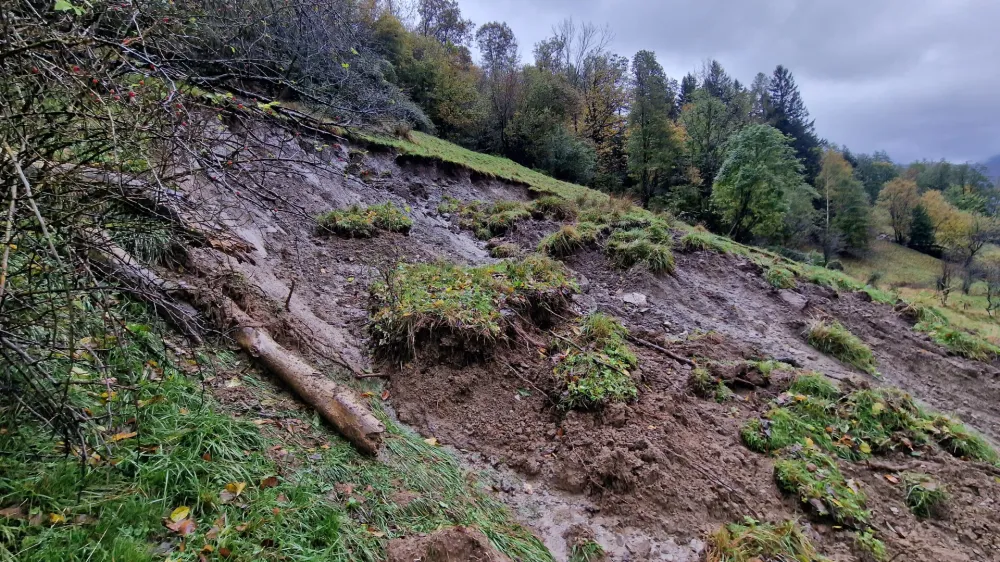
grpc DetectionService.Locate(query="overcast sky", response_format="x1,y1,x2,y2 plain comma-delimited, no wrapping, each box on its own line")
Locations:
456,0,999,165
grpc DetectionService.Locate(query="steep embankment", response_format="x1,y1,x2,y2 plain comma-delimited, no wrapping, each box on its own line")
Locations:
155,124,1000,561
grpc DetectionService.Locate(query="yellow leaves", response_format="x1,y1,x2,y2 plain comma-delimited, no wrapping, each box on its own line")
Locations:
48,513,66,524
220,482,246,503
169,506,190,522
423,437,439,446
871,402,885,415
803,437,815,448
109,431,137,442
859,442,872,455
884,474,900,484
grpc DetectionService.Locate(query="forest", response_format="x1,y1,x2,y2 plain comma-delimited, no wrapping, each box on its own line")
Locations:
370,0,1000,288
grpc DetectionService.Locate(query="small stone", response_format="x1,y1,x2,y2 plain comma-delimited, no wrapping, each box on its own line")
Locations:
621,292,648,306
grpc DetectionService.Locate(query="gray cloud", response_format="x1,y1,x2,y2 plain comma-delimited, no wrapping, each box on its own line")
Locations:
458,0,1000,163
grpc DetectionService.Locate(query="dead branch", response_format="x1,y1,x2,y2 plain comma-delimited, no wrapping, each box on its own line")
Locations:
627,335,696,366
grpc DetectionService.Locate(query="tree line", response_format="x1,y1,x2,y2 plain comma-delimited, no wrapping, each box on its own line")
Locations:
365,0,999,283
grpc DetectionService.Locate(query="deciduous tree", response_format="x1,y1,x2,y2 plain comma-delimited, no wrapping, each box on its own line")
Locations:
876,178,919,244
627,50,684,206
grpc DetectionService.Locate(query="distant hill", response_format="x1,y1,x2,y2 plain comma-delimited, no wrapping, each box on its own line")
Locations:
984,154,1000,180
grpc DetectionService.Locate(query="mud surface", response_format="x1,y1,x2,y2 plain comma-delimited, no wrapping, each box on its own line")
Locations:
386,527,513,562
167,126,1000,561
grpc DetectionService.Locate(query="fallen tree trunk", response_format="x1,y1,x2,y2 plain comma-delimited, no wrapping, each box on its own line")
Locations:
227,304,385,455
82,231,384,455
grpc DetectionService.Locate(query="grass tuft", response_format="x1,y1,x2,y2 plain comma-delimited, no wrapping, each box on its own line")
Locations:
317,201,413,238
605,229,675,274
568,539,605,562
679,230,734,254
368,255,576,360
766,267,797,289
538,225,586,258
705,518,828,562
531,195,579,221
902,472,947,519
805,320,877,374
914,320,1000,361
855,528,888,562
553,313,639,410
774,445,870,527
489,242,520,259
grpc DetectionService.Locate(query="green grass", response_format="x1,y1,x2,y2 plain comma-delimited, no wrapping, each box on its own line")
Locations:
568,539,605,562
368,254,576,360
538,225,587,257
805,320,877,374
741,373,1000,465
531,195,579,221
774,445,870,527
855,528,888,562
354,130,600,201
0,317,552,562
705,518,828,562
679,230,735,254
914,319,1000,361
552,313,639,410
489,242,520,259
765,267,797,289
902,472,947,519
605,229,675,274
317,202,412,238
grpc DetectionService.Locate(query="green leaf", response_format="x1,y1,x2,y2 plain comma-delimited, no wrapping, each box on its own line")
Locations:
53,0,75,11
350,48,359,55
341,62,350,69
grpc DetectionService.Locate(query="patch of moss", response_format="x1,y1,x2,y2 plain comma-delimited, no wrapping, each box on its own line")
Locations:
317,201,412,238
605,229,675,274
774,445,870,527
705,518,828,562
805,320,877,374
766,267,797,289
902,472,947,519
553,313,639,410
368,254,576,360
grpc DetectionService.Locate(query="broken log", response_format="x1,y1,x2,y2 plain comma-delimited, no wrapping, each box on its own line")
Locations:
227,304,385,455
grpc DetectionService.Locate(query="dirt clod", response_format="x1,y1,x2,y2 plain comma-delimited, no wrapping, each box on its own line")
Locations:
386,527,512,562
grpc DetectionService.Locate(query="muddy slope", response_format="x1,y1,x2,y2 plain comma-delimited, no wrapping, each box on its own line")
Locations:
166,127,1000,561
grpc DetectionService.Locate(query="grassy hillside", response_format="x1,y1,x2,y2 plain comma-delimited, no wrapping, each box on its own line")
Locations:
355,131,601,201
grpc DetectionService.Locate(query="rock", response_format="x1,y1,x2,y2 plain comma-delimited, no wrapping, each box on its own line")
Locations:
778,289,808,310
621,292,648,306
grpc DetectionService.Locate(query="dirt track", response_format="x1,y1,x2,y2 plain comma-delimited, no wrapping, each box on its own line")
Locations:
173,128,1000,561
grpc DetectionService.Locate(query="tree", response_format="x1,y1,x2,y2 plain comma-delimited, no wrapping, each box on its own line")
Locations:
712,125,803,240
475,22,521,154
701,59,734,101
417,0,475,46
817,149,870,257
678,72,698,107
854,150,899,201
681,90,740,186
876,178,919,244
627,50,684,206
749,72,770,122
908,204,936,253
581,53,630,189
766,65,821,183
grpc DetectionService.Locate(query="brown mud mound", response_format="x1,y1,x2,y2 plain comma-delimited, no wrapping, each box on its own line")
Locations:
386,527,512,562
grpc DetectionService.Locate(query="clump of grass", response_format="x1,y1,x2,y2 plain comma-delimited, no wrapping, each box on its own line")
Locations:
741,373,1000,465
915,320,1000,361
489,242,520,259
805,320,877,374
605,229,675,274
450,199,533,240
705,518,828,562
679,230,733,254
568,539,605,562
766,267,797,289
369,254,576,360
531,195,579,221
437,195,461,214
855,528,888,562
902,472,947,518
690,367,735,403
553,313,638,410
317,201,413,238
538,225,586,257
774,445,870,526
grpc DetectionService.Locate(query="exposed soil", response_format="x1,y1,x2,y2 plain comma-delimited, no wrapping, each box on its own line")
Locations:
163,126,1000,561
386,526,513,562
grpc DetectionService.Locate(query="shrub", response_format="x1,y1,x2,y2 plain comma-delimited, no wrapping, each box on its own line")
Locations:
605,229,675,274
553,313,638,410
317,202,412,238
531,196,579,221
805,320,877,374
826,260,844,271
766,267,797,289
368,255,576,360
774,446,870,526
538,225,585,257
902,473,947,518
705,518,828,562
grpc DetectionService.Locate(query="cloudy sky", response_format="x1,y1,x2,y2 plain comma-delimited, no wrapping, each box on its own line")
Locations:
456,0,999,164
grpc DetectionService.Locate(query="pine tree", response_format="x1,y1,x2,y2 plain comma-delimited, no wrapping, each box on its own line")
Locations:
766,65,821,183
909,204,937,252
678,72,698,107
